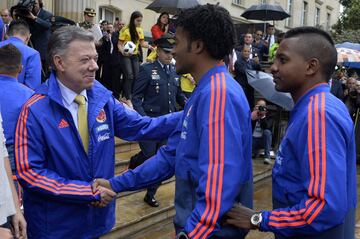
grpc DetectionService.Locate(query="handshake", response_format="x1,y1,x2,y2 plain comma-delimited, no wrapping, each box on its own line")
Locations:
91,179,116,207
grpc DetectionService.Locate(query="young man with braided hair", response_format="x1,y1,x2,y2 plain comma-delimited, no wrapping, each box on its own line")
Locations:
94,4,253,239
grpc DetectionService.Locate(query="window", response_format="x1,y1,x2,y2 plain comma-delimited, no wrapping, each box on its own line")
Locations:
260,0,267,3
315,7,321,26
286,0,293,27
301,1,308,26
326,13,331,30
99,7,115,23
232,0,243,5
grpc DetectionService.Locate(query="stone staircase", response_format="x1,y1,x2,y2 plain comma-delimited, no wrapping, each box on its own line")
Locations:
102,138,273,239
114,138,140,175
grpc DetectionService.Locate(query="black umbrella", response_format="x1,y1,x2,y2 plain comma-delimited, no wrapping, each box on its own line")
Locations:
146,0,200,15
241,4,290,21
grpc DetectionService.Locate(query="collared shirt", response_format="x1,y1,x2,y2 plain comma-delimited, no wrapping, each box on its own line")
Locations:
157,60,170,73
0,113,16,225
57,79,88,130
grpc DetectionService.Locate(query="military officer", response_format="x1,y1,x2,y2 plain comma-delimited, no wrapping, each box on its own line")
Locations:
131,33,187,207
78,7,96,30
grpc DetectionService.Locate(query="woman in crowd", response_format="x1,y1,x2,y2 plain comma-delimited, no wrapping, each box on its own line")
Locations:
151,12,169,42
118,11,153,108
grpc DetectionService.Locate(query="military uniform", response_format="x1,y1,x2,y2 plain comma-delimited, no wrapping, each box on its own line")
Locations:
78,7,95,30
78,21,93,30
132,61,186,117
130,34,187,206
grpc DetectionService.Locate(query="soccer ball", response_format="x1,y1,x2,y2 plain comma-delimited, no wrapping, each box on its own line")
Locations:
124,41,136,55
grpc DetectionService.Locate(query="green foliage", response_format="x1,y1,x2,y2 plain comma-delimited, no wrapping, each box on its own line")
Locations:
331,29,360,44
331,0,360,43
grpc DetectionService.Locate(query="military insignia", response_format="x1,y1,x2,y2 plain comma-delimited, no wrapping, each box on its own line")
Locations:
96,109,107,123
151,74,160,80
152,69,158,75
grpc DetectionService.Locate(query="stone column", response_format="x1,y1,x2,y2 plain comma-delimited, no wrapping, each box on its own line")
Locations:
54,0,96,23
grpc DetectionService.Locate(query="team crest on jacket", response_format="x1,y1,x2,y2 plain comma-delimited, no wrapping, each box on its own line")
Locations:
96,109,107,123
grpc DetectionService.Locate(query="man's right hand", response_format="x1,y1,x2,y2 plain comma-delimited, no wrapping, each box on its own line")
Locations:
92,178,112,191
251,110,260,121
91,181,116,207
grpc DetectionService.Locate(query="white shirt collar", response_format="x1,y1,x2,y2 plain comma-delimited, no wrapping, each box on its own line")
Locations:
157,60,165,68
57,79,87,107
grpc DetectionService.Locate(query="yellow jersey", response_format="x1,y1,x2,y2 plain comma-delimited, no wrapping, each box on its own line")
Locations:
119,26,144,55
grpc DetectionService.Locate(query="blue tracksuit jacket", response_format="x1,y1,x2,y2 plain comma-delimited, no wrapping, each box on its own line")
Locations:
260,83,357,238
0,37,42,90
15,72,181,239
0,75,33,146
109,64,254,239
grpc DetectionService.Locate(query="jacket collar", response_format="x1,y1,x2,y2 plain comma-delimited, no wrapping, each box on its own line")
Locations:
290,83,330,118
196,63,227,90
8,36,24,44
0,74,18,82
37,71,112,128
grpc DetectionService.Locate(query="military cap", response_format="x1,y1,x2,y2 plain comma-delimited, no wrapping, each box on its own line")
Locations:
84,7,96,17
154,33,175,52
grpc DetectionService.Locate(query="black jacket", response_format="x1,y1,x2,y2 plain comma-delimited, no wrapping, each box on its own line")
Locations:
29,8,53,61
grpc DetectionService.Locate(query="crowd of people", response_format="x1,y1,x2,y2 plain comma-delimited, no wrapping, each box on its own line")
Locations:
0,1,358,239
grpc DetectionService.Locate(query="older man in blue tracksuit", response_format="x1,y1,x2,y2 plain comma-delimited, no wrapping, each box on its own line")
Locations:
15,26,181,239
0,20,41,90
226,27,357,239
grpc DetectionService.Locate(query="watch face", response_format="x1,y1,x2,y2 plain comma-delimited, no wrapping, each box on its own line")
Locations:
251,213,262,226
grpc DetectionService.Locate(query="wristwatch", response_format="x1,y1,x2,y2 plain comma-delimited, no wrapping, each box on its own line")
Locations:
250,212,263,228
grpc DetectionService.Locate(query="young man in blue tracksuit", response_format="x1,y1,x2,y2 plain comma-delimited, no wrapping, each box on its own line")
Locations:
0,40,29,239
0,43,33,192
226,27,357,239
14,26,181,239
94,5,253,239
0,20,41,90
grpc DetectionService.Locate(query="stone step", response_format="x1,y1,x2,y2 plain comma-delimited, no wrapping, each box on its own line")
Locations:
101,158,273,239
114,138,141,175
115,137,140,154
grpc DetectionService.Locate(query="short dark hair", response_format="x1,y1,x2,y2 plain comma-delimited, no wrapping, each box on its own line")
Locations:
284,27,337,81
8,19,30,36
38,0,44,9
176,4,236,60
0,44,22,74
240,45,251,51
